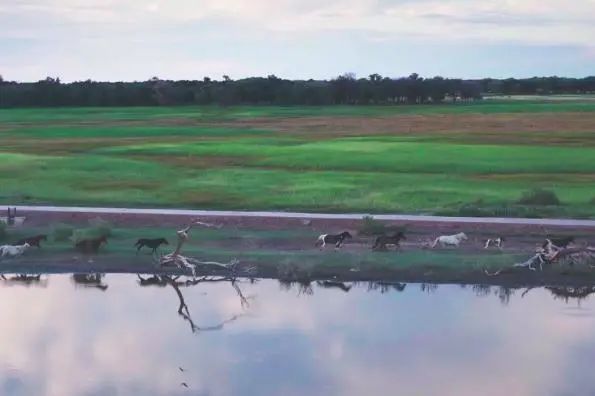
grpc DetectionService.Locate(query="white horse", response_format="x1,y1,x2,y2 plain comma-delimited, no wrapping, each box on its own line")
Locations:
0,243,30,259
431,233,467,248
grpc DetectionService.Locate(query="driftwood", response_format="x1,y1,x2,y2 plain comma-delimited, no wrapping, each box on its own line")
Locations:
485,244,595,276
156,219,244,277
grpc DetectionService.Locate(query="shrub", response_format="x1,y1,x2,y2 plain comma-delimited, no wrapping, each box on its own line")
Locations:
0,221,6,241
88,217,113,237
359,216,386,236
72,226,112,244
517,188,561,206
52,223,74,242
359,216,406,236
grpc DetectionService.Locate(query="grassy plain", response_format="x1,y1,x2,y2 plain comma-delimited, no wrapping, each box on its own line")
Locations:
1,101,594,217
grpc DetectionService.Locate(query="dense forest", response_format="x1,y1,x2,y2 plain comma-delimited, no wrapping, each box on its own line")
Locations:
0,73,594,107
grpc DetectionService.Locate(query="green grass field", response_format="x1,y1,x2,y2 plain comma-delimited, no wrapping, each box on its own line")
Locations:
1,101,594,217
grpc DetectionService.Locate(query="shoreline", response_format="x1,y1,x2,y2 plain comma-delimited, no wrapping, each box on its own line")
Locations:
2,205,594,288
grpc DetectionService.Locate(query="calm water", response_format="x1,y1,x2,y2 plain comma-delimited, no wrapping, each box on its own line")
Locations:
1,275,595,396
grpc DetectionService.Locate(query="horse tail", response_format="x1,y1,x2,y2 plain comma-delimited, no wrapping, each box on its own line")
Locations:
431,238,439,248
315,235,325,246
134,239,142,247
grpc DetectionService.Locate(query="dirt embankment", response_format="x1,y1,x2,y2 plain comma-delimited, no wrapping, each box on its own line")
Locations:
16,208,594,236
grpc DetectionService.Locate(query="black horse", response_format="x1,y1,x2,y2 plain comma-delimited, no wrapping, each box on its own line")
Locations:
15,234,47,248
134,238,169,254
315,232,352,249
372,232,406,250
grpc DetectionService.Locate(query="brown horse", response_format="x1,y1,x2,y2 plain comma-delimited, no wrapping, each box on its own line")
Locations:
134,238,168,254
372,232,406,250
75,235,108,254
15,234,48,248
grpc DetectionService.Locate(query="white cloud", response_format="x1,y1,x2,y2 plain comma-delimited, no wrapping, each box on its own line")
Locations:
1,0,593,45
0,0,593,81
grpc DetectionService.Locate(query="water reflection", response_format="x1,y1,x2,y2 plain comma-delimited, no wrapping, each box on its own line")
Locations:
72,273,109,291
0,274,48,288
546,286,595,303
1,274,595,395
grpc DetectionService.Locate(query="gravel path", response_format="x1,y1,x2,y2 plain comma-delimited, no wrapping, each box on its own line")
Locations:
9,205,595,227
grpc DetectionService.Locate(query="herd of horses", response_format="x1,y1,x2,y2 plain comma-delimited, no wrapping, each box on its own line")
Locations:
0,234,169,259
316,230,468,250
0,228,578,261
316,230,577,253
316,231,409,250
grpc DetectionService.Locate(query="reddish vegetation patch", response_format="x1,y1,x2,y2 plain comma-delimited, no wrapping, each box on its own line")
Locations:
79,180,163,190
125,154,256,169
210,113,595,145
176,190,245,207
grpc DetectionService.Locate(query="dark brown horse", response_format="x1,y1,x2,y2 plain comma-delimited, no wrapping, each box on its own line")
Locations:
15,234,47,248
134,238,168,254
372,232,406,250
75,235,108,254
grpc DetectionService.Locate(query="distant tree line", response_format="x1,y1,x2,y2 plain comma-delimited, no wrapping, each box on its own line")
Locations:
0,73,593,108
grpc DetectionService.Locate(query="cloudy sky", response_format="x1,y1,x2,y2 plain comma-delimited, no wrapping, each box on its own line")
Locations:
1,0,594,82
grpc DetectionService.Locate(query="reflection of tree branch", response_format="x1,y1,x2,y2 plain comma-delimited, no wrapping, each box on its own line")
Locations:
521,287,534,298
163,275,250,334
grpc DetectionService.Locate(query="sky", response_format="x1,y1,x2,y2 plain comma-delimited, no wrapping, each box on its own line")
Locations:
1,0,594,82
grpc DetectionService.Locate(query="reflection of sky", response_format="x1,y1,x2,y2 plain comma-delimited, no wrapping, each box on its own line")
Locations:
1,276,595,396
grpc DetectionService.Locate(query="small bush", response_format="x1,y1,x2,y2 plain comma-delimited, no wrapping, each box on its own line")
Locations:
359,216,386,236
517,188,561,206
72,226,112,244
359,216,405,236
0,221,6,241
52,223,74,242
88,217,113,237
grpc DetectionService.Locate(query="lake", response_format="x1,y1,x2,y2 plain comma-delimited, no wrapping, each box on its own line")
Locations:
1,274,594,396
